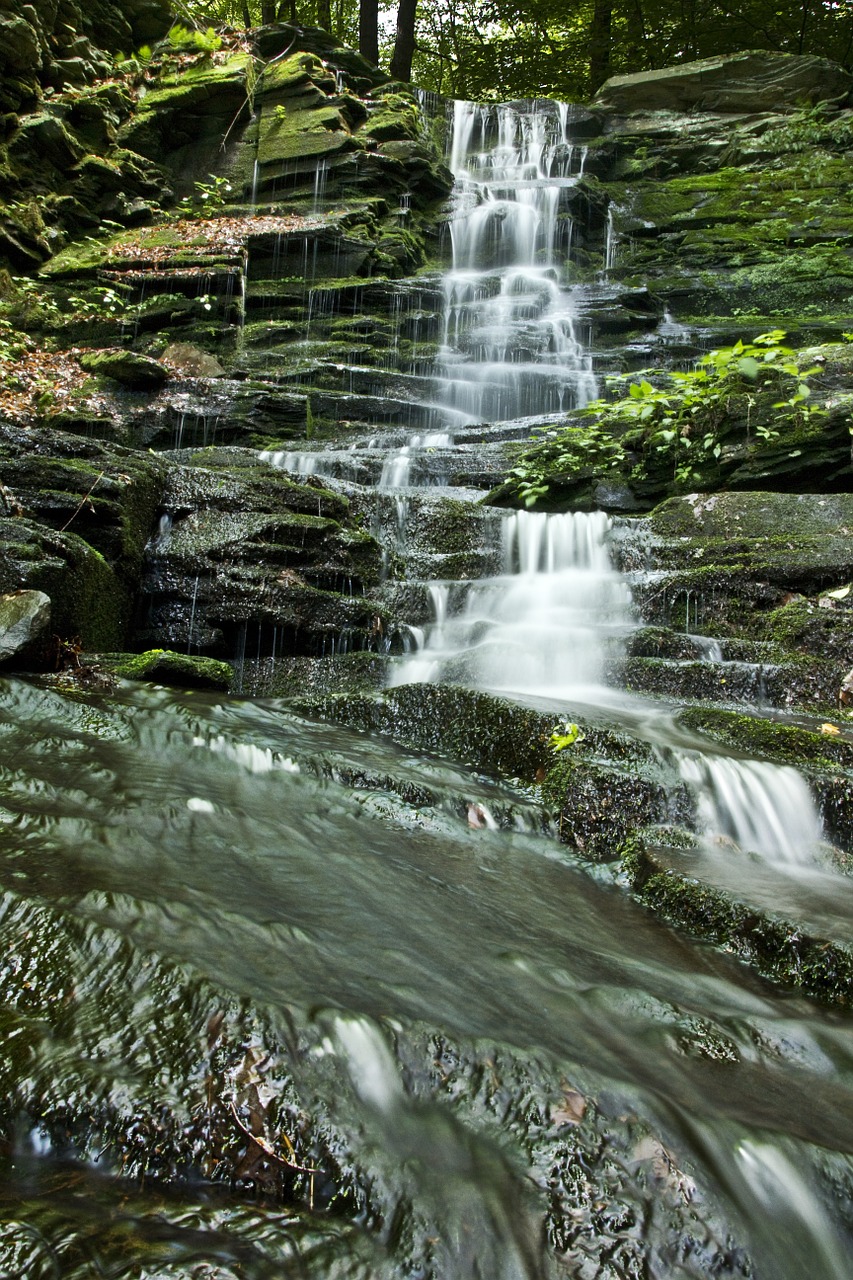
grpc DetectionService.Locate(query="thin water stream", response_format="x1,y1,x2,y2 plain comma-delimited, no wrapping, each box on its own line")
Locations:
2,97,853,1279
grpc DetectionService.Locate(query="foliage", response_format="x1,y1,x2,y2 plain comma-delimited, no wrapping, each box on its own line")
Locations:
66,286,130,321
509,423,626,508
169,23,224,54
174,174,234,218
508,331,827,506
763,106,853,155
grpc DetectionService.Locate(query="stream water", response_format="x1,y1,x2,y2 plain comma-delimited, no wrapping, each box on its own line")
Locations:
2,98,853,1280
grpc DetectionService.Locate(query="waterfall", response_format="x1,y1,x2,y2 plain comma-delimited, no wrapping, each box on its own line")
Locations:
436,100,597,425
678,753,822,865
389,509,631,695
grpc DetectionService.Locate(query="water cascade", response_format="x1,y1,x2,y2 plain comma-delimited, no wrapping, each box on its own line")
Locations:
391,509,631,695
678,752,824,864
436,100,597,425
4,92,853,1280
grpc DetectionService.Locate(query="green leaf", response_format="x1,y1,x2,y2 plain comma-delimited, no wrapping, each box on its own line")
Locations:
736,356,760,379
549,722,586,752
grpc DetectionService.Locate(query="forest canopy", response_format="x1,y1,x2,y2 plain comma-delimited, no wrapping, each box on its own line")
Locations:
176,0,853,99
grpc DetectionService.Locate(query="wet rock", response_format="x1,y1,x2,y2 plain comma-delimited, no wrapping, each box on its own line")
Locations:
622,837,853,1006
0,420,166,624
0,517,125,650
137,449,383,659
0,589,51,663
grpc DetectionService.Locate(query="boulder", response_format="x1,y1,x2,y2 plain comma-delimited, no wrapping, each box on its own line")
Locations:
0,15,41,74
79,349,168,389
594,51,853,115
107,648,232,690
0,588,51,662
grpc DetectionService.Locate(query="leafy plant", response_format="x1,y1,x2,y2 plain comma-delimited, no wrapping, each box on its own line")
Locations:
763,105,853,155
175,174,233,218
168,23,222,55
509,424,626,508
506,331,826,507
66,286,130,321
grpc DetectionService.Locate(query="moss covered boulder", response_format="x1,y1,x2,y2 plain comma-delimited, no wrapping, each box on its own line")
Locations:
108,648,232,689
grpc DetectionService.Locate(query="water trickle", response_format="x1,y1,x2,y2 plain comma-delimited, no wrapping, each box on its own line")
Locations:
678,752,822,864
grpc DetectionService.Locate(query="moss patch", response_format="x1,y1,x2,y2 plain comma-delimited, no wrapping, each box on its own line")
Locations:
107,648,232,690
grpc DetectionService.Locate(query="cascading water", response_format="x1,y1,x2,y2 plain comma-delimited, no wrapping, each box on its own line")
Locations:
678,752,823,864
437,100,597,426
380,98,827,871
390,509,631,695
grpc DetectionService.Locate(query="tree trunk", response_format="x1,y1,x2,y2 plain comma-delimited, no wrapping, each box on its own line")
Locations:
261,1,277,24
317,0,332,33
588,0,612,93
359,0,379,64
389,0,418,81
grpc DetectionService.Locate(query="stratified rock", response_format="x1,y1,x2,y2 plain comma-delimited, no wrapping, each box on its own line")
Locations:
0,518,124,650
0,589,51,663
594,50,853,114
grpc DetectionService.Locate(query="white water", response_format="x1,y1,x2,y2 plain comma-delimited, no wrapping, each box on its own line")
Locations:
679,752,822,865
437,100,596,424
378,431,453,489
390,509,632,695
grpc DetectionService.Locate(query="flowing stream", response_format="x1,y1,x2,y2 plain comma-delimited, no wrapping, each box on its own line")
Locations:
2,98,853,1280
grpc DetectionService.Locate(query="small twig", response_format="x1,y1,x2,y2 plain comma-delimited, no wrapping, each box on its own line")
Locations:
219,32,299,154
58,471,105,533
229,1102,318,1176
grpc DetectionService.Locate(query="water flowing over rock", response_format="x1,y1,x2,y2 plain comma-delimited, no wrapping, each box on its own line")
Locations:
2,29,853,1280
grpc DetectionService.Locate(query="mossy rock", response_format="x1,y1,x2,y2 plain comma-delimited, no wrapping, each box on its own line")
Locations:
541,753,689,861
79,348,168,389
107,648,232,690
0,421,166,589
0,517,126,650
677,705,853,770
622,837,853,1006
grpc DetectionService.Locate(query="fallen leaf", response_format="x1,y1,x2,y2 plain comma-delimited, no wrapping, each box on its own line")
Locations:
550,1085,586,1128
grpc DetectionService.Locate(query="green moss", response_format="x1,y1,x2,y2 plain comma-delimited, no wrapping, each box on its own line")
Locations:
259,52,332,95
623,844,853,1006
135,52,253,114
109,648,232,689
678,706,853,769
256,105,350,166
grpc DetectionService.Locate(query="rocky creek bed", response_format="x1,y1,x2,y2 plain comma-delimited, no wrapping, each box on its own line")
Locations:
1,17,853,1280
